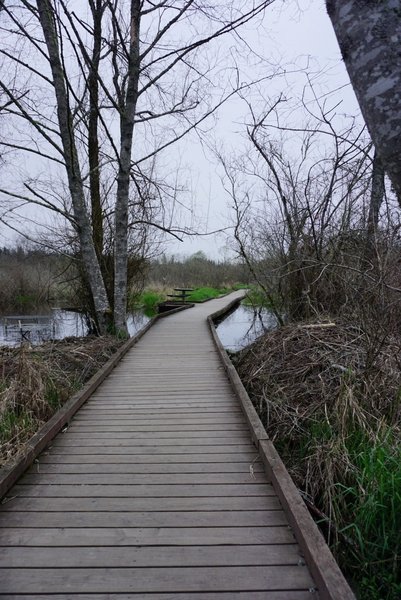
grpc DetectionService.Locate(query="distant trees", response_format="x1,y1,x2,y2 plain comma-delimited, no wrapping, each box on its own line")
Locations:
0,1,273,334
326,1,401,202
148,251,249,289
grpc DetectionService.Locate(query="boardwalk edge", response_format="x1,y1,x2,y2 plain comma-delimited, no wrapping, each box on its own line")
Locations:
208,299,356,600
0,304,192,501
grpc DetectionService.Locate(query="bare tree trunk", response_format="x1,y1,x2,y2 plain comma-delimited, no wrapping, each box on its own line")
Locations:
36,0,110,333
113,0,141,336
366,151,385,249
88,0,103,264
326,1,401,202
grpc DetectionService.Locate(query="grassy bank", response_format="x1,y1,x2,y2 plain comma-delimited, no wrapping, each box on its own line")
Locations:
0,337,124,466
233,320,401,599
186,286,231,302
130,286,236,314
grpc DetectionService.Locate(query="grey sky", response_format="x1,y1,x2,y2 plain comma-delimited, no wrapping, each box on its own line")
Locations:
0,1,360,260
165,0,360,260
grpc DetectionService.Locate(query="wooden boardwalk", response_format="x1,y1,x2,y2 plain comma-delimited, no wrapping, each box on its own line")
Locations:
0,293,319,598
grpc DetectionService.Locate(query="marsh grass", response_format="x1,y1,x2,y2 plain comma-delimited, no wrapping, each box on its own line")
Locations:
234,320,401,599
129,286,231,312
0,336,124,465
128,289,167,316
186,287,230,302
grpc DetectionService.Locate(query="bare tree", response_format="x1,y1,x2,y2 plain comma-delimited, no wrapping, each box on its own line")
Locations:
326,1,401,202
221,85,382,320
0,0,274,334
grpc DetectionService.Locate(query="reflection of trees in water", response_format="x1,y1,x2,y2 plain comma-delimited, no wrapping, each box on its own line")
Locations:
0,309,150,345
217,306,277,352
241,307,272,347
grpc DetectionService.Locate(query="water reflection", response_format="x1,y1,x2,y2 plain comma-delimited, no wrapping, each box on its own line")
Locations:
215,304,276,351
0,309,150,346
0,304,273,351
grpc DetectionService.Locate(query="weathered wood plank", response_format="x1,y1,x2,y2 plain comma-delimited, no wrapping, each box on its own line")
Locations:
10,483,273,497
68,423,249,439
0,544,302,568
0,566,314,593
64,429,249,438
25,461,263,474
19,470,266,485
69,416,246,424
0,593,315,600
50,437,251,447
18,472,266,485
78,406,241,413
0,496,277,512
81,401,237,407
0,526,295,546
37,452,259,463
0,510,286,528
44,445,256,454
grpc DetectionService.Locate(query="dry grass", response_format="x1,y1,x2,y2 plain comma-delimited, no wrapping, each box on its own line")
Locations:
234,318,401,503
233,318,401,597
0,336,124,465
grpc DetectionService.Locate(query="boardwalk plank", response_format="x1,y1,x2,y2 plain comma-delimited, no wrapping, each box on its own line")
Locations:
11,483,273,497
0,593,315,600
25,461,264,474
66,425,249,432
44,444,257,454
37,452,259,463
18,472,265,485
50,437,252,447
0,496,279,512
69,417,246,425
0,566,314,593
63,430,250,438
0,510,287,528
0,526,295,545
0,544,302,567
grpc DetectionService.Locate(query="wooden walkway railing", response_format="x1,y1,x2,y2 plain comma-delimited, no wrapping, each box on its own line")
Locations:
0,292,354,599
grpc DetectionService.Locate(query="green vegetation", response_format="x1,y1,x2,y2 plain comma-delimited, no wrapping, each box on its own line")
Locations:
340,434,401,599
129,289,167,317
186,286,230,302
241,285,276,308
130,285,237,313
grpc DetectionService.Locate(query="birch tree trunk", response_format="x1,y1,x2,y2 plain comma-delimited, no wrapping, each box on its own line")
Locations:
326,1,401,202
36,0,111,333
113,0,141,336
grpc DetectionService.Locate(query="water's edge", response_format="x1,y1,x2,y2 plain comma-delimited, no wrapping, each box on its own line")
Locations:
0,304,275,350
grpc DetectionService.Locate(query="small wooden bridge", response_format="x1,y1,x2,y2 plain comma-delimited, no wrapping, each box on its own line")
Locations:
0,292,354,599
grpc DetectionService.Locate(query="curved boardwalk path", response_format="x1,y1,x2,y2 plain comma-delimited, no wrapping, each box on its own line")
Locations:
0,293,317,598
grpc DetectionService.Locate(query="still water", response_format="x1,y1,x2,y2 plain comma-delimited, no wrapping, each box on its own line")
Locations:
215,304,277,351
0,304,275,350
0,310,150,346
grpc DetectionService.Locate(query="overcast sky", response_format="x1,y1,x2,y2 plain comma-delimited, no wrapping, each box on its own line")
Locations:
165,0,360,260
0,0,361,260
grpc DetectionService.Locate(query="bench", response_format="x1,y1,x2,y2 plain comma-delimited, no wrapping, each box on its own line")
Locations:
166,288,194,303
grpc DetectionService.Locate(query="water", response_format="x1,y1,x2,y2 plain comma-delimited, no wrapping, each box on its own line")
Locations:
215,304,277,351
0,304,274,351
0,309,151,346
